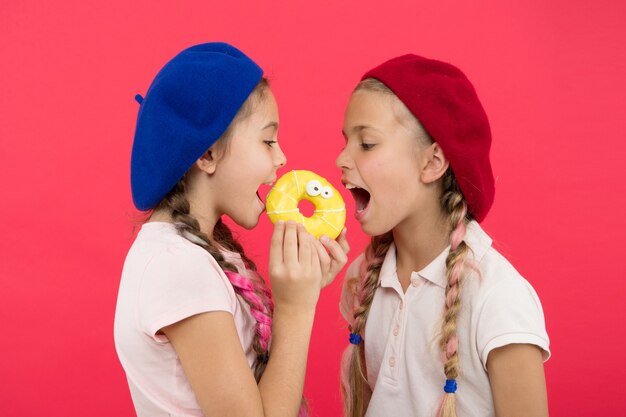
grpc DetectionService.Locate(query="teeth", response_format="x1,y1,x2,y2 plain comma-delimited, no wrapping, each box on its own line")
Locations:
345,183,360,190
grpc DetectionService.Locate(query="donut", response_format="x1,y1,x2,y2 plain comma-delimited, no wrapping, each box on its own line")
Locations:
265,170,346,239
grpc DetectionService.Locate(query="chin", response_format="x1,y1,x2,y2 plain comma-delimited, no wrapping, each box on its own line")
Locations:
241,218,259,230
361,222,382,237
232,212,261,230
361,219,394,238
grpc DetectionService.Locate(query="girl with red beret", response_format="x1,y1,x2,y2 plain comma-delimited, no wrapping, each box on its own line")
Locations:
114,43,348,417
337,55,550,417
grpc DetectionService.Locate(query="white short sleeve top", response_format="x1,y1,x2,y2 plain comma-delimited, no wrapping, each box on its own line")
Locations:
340,221,550,417
114,222,257,417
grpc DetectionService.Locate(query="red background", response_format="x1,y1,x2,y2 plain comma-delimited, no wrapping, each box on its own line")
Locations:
1,1,625,416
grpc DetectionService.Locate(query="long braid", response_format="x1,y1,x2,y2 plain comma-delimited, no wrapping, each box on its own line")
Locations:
341,232,394,417
214,219,273,313
141,76,310,415
157,180,272,375
213,220,275,381
158,179,309,417
350,77,480,417
437,169,473,417
340,78,406,417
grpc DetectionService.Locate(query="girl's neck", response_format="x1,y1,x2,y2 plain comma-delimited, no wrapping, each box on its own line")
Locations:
149,206,218,241
392,211,450,277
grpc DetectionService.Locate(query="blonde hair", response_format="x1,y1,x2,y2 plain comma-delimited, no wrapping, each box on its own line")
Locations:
341,79,474,417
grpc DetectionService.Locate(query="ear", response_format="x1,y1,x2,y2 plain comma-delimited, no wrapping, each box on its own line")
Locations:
420,143,450,184
195,149,218,175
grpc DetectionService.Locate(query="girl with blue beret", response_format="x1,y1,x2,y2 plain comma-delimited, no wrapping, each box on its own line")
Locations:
114,42,349,417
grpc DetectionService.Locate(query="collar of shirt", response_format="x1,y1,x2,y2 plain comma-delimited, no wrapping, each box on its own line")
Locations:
377,220,493,289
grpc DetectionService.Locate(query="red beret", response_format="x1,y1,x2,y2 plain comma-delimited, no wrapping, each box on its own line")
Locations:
362,54,495,222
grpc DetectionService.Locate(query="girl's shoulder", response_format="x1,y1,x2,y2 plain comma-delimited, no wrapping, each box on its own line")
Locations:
477,250,544,311
138,221,207,250
465,230,550,363
119,223,240,343
466,221,526,283
470,248,541,310
126,222,225,279
465,226,544,313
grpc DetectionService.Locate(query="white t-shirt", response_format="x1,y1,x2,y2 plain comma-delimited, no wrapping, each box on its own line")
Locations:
340,221,550,417
114,222,257,417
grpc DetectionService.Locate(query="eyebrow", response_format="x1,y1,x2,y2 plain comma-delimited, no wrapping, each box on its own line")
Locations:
262,121,278,131
341,125,381,139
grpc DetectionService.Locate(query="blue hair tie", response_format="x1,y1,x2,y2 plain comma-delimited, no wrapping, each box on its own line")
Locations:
134,94,144,104
349,333,362,345
443,379,457,393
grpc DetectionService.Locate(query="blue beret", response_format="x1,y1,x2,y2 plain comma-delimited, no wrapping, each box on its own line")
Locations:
130,42,263,210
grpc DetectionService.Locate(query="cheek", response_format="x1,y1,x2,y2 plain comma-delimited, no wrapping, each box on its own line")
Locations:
238,148,270,174
371,157,420,198
361,153,402,183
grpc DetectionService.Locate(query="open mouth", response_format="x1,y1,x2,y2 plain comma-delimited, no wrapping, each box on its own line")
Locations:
257,181,276,207
346,184,371,213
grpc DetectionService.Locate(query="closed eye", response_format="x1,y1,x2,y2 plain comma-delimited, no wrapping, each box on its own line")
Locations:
264,140,277,147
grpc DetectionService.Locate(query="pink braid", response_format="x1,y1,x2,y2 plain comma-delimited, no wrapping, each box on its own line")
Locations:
224,271,308,417
443,209,466,361
224,271,273,351
341,233,394,417
438,204,471,417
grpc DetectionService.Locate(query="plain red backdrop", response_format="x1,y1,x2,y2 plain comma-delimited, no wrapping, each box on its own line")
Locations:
1,1,625,416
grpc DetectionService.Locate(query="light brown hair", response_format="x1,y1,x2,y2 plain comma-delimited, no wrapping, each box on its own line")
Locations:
341,79,473,417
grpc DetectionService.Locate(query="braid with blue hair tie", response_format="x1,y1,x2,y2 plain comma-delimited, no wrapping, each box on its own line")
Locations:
349,333,362,345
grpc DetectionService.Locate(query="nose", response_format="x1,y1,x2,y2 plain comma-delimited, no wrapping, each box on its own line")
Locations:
335,145,352,170
275,143,287,168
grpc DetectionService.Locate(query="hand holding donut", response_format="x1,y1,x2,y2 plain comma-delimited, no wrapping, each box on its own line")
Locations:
269,220,324,311
315,227,349,288
266,170,349,289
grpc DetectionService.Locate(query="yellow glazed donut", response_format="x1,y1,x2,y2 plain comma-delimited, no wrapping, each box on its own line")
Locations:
266,170,346,239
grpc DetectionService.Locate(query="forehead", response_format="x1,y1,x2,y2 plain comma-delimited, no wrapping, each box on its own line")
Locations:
345,90,395,119
344,89,417,134
234,89,279,133
252,89,279,121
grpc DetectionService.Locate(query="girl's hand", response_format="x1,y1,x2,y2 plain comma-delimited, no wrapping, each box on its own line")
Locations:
314,227,350,288
269,221,322,311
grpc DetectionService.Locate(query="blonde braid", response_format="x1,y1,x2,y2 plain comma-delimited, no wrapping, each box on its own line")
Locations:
353,75,481,417
341,232,394,417
437,169,472,417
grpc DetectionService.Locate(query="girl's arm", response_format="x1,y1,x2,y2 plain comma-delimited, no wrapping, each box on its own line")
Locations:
162,221,339,417
487,343,548,417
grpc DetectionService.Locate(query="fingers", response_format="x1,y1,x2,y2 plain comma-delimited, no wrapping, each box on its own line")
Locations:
313,238,330,276
321,231,349,268
269,220,285,266
317,229,350,288
336,227,350,255
283,221,298,266
273,222,345,291
297,223,311,267
310,240,322,279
